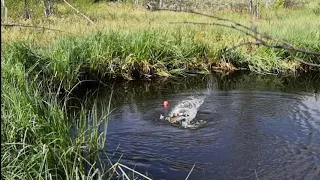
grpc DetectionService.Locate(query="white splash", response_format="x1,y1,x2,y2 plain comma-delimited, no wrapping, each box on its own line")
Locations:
167,96,205,128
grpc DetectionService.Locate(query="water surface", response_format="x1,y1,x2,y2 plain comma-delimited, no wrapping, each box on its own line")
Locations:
95,72,320,180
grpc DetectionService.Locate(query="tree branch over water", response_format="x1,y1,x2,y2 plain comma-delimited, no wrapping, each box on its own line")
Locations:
159,8,320,67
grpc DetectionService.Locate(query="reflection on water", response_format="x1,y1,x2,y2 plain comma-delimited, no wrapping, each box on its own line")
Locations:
93,71,320,179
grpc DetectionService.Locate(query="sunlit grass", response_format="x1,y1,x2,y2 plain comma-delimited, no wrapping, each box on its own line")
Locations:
2,2,319,75
1,1,320,179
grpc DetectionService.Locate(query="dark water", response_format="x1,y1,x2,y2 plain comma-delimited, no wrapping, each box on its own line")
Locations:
93,72,320,180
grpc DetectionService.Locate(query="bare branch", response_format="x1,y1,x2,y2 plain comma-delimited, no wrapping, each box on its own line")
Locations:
1,23,74,34
62,0,94,24
293,57,320,67
225,41,320,67
162,8,320,67
224,41,262,53
169,21,256,39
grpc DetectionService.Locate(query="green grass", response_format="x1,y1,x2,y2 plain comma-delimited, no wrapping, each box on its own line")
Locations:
3,29,214,90
1,1,320,179
1,50,111,179
2,2,319,77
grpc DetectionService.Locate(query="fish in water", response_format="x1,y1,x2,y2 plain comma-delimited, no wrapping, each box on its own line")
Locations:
160,96,206,128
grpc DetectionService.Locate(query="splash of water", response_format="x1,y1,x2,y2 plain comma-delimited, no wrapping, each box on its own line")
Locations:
164,96,206,128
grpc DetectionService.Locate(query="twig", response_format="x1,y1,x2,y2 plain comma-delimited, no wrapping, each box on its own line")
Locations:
1,23,73,34
62,0,94,24
293,57,320,67
185,164,195,180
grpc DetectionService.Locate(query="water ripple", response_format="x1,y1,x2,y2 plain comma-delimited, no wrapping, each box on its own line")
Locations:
100,78,320,179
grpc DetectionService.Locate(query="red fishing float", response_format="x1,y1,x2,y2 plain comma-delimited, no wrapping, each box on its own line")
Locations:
163,101,169,108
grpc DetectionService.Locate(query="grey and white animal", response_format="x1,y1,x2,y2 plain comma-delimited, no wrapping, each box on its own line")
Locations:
160,96,205,128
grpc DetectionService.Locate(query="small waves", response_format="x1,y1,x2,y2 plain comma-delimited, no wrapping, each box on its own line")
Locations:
101,81,320,179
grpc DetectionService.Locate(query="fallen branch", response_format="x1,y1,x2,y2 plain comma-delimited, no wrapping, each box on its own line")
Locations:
224,39,320,67
160,8,320,67
1,23,74,34
161,9,303,47
159,8,320,66
293,57,320,67
62,0,94,24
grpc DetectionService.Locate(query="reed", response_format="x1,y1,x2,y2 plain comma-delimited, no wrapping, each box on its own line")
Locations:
1,55,111,179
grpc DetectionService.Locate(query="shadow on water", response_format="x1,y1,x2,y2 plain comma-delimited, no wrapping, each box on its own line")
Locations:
71,71,320,180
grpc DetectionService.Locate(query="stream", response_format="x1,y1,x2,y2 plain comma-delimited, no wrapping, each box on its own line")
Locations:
86,71,320,179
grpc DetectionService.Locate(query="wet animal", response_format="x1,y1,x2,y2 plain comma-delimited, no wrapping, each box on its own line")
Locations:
160,96,206,128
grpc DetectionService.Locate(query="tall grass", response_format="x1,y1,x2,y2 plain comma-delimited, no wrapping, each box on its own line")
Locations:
2,41,154,179
1,51,111,179
3,29,213,90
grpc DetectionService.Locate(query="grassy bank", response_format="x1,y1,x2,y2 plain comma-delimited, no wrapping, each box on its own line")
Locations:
1,1,320,179
1,55,112,179
2,3,320,78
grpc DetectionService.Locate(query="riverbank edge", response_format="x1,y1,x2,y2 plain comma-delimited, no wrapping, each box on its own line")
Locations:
3,28,319,93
